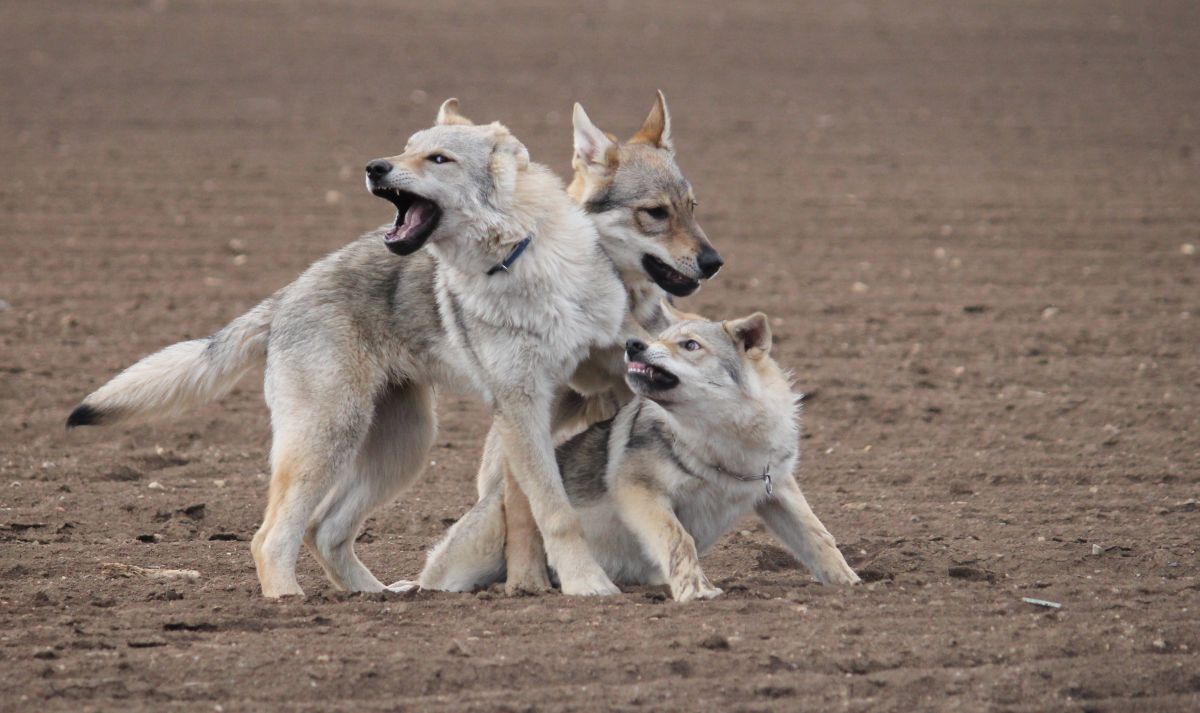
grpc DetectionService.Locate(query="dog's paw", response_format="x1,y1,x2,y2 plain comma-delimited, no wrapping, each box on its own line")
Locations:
815,560,862,586
385,580,420,594
504,572,554,597
673,581,723,602
504,560,553,596
558,569,620,597
504,581,554,597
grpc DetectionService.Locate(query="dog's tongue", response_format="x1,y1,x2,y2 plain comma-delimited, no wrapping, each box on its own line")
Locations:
387,200,435,242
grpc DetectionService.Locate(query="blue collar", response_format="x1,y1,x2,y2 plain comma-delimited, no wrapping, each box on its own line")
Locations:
486,234,533,276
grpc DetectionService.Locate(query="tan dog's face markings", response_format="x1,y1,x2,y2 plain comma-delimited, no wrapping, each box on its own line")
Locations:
623,313,772,410
571,93,723,296
365,99,530,255
617,144,719,293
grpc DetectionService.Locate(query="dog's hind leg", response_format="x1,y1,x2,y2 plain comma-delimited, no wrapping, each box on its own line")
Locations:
498,389,620,593
471,389,621,595
305,381,436,592
502,464,552,594
412,487,506,592
475,418,552,594
252,433,362,598
494,406,618,596
251,367,377,598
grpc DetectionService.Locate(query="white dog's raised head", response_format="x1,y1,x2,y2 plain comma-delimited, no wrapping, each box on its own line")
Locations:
365,99,531,255
624,313,794,424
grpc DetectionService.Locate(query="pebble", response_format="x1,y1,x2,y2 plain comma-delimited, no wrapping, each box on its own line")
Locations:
128,637,168,648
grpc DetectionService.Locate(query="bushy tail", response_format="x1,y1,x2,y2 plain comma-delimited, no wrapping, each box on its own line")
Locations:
67,298,275,429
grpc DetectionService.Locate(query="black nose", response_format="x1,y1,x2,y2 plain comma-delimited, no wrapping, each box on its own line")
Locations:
697,249,724,279
625,338,648,359
365,159,393,179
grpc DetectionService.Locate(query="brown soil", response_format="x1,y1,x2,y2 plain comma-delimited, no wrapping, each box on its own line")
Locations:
2,1,1198,711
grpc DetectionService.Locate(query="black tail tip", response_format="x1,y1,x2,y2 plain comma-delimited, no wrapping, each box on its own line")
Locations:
66,404,102,429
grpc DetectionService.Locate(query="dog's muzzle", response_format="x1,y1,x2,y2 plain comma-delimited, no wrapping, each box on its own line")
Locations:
642,255,701,297
366,160,442,256
625,342,680,391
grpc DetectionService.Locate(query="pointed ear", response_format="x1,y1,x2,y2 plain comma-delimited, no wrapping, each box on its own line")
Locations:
490,124,529,171
724,312,772,359
629,90,673,152
572,103,619,173
436,98,473,126
486,124,529,205
659,297,703,325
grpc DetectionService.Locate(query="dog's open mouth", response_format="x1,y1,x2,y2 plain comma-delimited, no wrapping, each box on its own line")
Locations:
372,188,442,256
642,254,700,297
626,360,680,391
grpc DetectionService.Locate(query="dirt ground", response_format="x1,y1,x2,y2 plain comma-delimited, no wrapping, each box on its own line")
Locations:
2,1,1198,711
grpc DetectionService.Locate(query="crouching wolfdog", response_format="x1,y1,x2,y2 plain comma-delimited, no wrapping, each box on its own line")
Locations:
67,100,630,597
414,314,861,601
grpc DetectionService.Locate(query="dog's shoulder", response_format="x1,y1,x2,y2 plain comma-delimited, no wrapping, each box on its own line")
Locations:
607,400,697,497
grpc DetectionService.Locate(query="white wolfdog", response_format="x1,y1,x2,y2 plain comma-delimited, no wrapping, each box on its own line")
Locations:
69,100,628,597
68,96,723,598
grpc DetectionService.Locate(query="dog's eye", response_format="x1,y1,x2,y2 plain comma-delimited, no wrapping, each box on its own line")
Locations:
681,339,702,352
642,206,669,221
427,154,453,164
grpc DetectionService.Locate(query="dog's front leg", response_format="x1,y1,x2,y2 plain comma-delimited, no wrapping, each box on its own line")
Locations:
494,407,618,596
754,476,860,585
614,484,721,602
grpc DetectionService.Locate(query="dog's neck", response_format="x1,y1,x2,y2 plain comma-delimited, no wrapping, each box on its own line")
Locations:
611,248,668,330
429,166,557,276
644,377,800,487
572,182,669,331
428,214,534,277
